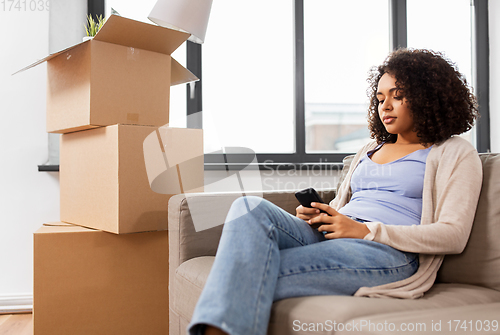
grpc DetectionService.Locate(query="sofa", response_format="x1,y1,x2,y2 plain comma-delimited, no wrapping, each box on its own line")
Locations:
168,153,500,335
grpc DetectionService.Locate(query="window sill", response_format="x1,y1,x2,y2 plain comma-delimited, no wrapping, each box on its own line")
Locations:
38,165,60,172
38,162,344,172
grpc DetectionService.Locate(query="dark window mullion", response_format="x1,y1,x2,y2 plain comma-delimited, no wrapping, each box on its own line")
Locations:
186,41,203,129
473,0,490,153
87,0,105,20
390,0,407,50
295,0,306,160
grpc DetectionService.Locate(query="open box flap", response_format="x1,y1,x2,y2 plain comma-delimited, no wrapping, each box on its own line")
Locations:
13,41,89,75
94,15,190,55
14,15,190,75
36,222,97,234
43,222,74,227
171,58,198,85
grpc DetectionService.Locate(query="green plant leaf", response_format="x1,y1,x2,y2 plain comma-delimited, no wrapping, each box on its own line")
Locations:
85,13,106,37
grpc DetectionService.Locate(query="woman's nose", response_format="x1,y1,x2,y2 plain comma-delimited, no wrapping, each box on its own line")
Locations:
381,100,392,110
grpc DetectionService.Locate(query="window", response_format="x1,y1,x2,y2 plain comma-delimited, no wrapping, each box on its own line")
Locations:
304,0,390,153
40,0,491,171
407,0,475,145
201,0,490,170
202,0,294,154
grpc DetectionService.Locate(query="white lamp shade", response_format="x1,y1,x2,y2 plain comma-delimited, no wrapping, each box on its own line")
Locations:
148,0,213,44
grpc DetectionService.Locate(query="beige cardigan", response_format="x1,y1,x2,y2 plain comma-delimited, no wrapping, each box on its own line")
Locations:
330,136,483,299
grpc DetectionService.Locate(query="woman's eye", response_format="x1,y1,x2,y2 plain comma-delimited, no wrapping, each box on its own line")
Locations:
394,96,402,100
378,100,384,104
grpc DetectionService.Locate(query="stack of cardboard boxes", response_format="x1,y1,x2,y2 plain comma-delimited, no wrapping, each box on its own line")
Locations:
22,15,204,334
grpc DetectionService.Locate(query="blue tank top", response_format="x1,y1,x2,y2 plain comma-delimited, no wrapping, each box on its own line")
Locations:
338,143,433,226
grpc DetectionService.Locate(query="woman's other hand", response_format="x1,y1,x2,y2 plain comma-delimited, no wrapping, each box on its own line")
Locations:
309,203,371,239
296,205,321,221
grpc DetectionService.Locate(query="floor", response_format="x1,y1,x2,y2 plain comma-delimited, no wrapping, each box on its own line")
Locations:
0,313,32,335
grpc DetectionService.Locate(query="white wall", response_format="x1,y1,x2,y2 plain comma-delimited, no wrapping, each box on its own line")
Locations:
490,1,500,153
0,4,53,308
0,0,86,311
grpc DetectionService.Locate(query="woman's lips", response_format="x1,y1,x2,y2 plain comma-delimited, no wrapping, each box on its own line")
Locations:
383,117,396,124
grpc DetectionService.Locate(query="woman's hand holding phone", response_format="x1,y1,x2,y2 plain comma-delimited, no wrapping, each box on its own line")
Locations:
295,188,326,227
295,205,322,221
308,202,371,239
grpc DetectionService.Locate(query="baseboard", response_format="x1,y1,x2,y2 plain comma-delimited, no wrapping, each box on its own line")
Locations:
0,294,33,314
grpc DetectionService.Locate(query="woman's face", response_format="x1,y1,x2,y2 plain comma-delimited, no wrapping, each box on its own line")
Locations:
376,73,416,140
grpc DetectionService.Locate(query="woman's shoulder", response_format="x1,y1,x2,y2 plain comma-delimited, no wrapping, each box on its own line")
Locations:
433,136,477,155
429,136,481,168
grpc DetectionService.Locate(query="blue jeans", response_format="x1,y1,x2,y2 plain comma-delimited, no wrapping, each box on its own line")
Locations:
188,196,418,335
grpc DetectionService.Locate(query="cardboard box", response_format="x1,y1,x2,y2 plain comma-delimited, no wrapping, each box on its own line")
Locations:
60,124,204,234
17,15,197,133
33,222,169,335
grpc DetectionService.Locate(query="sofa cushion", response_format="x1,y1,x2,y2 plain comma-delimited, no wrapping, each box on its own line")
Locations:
172,256,215,321
437,153,500,291
338,302,500,335
174,256,500,334
268,284,500,334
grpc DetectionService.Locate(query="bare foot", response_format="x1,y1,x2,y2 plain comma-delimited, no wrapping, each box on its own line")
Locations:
205,325,228,335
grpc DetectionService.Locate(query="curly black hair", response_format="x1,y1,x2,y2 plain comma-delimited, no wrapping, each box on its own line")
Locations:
367,48,479,145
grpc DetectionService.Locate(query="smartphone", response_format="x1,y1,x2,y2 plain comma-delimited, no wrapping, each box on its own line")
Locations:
295,188,329,229
295,188,326,209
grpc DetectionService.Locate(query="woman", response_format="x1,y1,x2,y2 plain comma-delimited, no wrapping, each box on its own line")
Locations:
188,49,483,335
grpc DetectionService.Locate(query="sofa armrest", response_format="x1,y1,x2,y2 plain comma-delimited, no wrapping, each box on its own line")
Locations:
168,189,336,274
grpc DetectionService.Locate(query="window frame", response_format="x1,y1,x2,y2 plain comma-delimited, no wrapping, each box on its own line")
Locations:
197,0,491,171
473,0,491,153
39,0,491,172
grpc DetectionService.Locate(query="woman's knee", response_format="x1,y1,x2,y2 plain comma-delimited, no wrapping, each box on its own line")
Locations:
225,196,277,227
230,196,271,213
